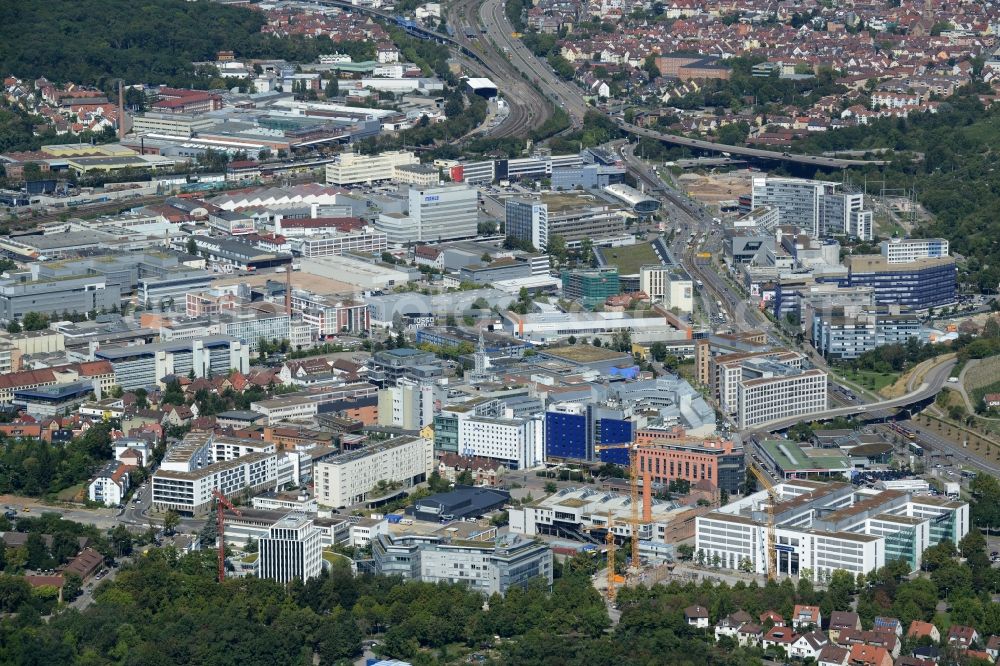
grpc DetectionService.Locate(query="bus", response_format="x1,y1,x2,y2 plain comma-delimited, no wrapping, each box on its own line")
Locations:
909,441,924,457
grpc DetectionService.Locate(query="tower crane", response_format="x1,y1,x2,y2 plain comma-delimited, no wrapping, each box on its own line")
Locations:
212,489,241,583
748,463,778,582
594,441,641,573
606,511,617,602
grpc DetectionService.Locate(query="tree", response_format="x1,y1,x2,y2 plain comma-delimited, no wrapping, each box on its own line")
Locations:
676,543,694,561
649,341,667,362
134,388,149,410
186,237,198,256
325,77,339,98
544,481,558,493
22,312,49,331
25,532,50,570
110,524,133,557
163,510,181,536
6,320,20,334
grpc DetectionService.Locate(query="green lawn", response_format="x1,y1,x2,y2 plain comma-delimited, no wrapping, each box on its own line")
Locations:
840,368,899,392
597,242,663,275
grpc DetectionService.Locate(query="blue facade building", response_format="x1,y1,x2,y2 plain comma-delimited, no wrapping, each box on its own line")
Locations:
844,255,956,311
544,404,633,464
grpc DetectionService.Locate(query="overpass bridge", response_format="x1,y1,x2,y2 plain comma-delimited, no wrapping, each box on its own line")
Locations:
617,121,889,169
748,357,956,434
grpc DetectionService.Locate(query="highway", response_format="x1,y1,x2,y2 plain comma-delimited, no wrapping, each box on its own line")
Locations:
902,419,1000,476
751,356,957,433
616,121,890,169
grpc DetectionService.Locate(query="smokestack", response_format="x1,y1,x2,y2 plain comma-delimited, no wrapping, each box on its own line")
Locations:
118,80,125,140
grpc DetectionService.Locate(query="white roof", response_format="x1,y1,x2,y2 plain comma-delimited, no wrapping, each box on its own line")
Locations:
465,78,497,89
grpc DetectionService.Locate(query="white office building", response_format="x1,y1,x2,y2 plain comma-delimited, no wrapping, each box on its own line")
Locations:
640,266,693,313
880,238,949,263
458,414,544,469
324,150,419,185
695,479,969,579
751,176,874,240
713,351,806,416
407,184,478,243
258,512,323,584
736,366,827,429
219,314,290,352
314,436,434,508
297,230,388,257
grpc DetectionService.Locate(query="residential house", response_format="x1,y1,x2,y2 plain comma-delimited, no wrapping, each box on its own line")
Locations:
760,610,785,627
685,605,710,628
792,604,822,630
906,620,940,644
986,635,1000,662
63,547,104,580
736,623,764,647
836,629,899,659
947,624,979,649
828,611,861,641
871,616,902,637
715,610,754,641
88,461,130,506
817,644,850,666
437,453,507,487
847,644,892,666
762,626,798,652
790,630,829,660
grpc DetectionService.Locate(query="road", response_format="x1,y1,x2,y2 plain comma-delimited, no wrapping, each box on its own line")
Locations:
752,356,957,432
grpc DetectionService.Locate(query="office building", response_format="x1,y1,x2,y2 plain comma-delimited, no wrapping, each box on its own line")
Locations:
324,150,419,185
712,350,806,415
258,512,323,584
0,274,121,322
297,230,388,257
408,184,478,243
368,348,443,387
313,436,433,507
219,312,290,352
151,433,280,515
640,266,693,312
635,437,745,494
696,480,969,579
737,365,827,429
501,310,682,344
544,402,633,464
250,396,318,424
372,529,553,596
457,413,544,469
505,194,627,250
561,268,620,309
811,306,922,360
880,237,949,263
751,176,874,240
96,336,249,390
842,255,956,311
550,163,625,190
434,398,505,455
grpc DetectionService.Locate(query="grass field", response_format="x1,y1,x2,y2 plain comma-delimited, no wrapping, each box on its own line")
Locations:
597,242,663,275
55,484,86,503
841,368,900,393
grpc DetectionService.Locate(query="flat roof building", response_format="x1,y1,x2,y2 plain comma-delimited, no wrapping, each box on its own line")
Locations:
314,436,433,508
696,480,969,579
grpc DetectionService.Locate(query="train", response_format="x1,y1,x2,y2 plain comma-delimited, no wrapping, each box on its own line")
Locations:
888,422,917,441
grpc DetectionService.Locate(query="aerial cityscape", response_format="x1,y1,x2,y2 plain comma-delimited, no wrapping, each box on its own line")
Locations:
2,0,1000,664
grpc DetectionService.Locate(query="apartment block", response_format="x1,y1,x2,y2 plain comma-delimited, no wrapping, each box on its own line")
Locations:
313,436,433,508
96,336,249,390
151,433,280,515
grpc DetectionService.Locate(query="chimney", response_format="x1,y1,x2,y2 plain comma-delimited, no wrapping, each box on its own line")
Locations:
117,80,126,140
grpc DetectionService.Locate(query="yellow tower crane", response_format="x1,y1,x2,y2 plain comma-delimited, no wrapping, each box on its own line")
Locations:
606,511,617,602
748,463,778,581
594,442,641,573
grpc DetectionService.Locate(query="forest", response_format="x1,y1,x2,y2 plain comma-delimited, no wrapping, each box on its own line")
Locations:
0,423,117,499
0,0,370,89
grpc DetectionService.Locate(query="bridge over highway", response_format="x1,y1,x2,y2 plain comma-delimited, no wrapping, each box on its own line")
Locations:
617,121,889,169
749,357,956,433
